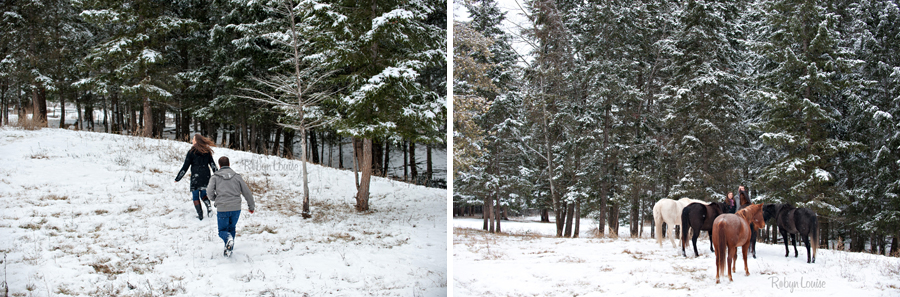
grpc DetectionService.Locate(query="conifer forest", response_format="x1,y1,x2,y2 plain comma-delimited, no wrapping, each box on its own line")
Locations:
454,0,900,256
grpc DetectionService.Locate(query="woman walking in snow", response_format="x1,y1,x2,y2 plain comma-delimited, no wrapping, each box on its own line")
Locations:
174,134,218,220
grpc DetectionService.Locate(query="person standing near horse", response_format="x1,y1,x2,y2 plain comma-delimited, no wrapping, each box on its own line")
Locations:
174,134,218,220
724,192,737,214
734,185,762,258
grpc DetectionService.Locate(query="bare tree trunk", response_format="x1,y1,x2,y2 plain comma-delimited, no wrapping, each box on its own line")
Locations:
32,86,48,127
58,89,66,128
494,201,501,233
309,128,319,163
353,137,361,190
355,137,373,211
564,202,575,237
383,139,389,177
273,126,282,157
403,140,408,181
338,136,343,168
426,144,433,181
573,198,581,238
300,127,310,218
486,193,494,232
409,141,418,182
141,96,151,137
541,208,549,222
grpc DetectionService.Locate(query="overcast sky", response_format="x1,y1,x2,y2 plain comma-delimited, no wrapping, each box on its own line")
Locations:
453,0,535,65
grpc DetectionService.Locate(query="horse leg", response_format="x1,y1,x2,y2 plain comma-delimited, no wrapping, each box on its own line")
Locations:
742,244,749,276
692,229,701,257
791,233,798,257
656,221,663,247
750,225,757,259
728,246,736,281
681,226,688,257
802,234,811,263
708,230,715,252
780,226,790,257
670,224,678,249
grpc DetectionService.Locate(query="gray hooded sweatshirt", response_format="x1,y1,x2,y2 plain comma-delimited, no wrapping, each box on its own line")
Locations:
207,167,255,212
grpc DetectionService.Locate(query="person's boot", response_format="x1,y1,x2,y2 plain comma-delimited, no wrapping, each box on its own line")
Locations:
224,235,234,257
193,200,203,220
202,195,212,217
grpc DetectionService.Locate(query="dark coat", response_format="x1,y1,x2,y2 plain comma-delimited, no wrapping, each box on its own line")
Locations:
724,198,737,214
175,149,218,191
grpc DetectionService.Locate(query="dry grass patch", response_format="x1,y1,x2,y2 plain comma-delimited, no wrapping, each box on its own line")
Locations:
94,209,109,215
42,194,68,201
558,255,586,263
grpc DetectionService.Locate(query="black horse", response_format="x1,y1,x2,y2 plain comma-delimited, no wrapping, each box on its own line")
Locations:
763,203,819,263
681,202,725,257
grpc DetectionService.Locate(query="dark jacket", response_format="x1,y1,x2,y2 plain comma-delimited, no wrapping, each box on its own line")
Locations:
207,167,255,212
175,149,218,191
724,198,737,214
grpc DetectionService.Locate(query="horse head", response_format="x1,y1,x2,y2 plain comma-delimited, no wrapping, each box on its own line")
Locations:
737,204,766,229
747,204,766,229
763,204,779,221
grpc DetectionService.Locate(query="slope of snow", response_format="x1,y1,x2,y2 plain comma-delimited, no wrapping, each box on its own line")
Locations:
453,218,900,296
0,127,447,296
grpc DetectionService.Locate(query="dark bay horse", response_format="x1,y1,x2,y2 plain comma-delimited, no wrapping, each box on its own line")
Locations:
763,203,819,263
736,189,760,258
681,202,725,257
712,204,766,283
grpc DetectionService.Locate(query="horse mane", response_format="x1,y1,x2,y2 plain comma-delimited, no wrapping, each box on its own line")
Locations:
736,204,762,221
739,191,751,206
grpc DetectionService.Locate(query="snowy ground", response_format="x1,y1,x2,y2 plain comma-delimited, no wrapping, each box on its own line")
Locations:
453,217,900,296
0,127,447,296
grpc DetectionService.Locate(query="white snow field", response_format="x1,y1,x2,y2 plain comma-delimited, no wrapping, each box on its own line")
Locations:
0,127,447,296
453,218,900,297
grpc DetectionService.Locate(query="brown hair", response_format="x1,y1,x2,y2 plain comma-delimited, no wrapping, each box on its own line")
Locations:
190,134,215,155
218,156,230,167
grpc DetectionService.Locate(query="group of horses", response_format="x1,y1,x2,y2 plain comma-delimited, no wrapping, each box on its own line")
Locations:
652,192,819,283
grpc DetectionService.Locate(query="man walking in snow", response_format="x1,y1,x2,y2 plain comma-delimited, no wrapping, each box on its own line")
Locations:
207,156,255,257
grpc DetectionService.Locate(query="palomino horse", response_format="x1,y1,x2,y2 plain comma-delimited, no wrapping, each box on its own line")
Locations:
681,202,725,257
654,198,708,248
763,203,819,263
712,204,766,283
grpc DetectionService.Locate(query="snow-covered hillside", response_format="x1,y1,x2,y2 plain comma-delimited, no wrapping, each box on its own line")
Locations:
0,127,447,296
454,218,900,296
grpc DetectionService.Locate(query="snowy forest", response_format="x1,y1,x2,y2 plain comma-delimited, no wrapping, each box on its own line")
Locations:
453,0,900,256
0,0,448,209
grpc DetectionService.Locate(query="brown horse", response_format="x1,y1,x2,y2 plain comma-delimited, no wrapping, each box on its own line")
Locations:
712,204,766,283
736,189,761,258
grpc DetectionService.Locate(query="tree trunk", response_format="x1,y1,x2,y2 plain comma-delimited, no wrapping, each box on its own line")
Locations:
564,202,575,237
338,136,343,168
75,94,83,130
300,127,311,218
426,144,433,181
240,117,249,151
249,123,257,153
272,126,282,157
283,129,294,158
32,86,47,127
409,141,418,182
541,208,549,222
573,198,581,238
486,193,494,232
309,128,319,163
102,95,109,132
58,89,66,129
494,201,501,233
141,96,152,137
372,138,383,175
608,204,619,236
355,137,373,211
403,140,408,180
631,182,641,238
130,104,137,135
891,232,898,257
383,139,390,177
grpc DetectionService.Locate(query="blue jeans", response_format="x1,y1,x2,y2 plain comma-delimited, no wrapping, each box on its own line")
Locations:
191,189,207,202
217,210,240,246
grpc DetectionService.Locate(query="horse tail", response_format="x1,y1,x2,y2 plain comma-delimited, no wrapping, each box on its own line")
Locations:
714,221,727,274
